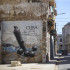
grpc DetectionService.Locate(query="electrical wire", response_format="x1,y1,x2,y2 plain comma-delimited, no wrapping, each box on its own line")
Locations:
56,25,65,26
56,21,69,22
56,18,70,19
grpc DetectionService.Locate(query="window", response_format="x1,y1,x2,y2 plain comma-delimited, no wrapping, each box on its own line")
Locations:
60,38,62,42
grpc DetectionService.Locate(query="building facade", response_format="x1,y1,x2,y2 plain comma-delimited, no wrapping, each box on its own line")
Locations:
57,34,63,52
62,22,70,53
0,0,57,63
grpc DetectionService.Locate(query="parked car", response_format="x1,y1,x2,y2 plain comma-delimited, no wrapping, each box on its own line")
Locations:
61,49,68,55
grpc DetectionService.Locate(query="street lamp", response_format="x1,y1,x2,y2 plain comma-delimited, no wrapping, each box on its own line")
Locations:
57,13,66,15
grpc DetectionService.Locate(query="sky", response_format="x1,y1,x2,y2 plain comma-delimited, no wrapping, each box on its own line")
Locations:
55,0,70,34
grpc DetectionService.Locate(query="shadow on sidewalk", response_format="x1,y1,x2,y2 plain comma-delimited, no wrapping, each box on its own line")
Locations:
38,55,58,65
58,55,70,65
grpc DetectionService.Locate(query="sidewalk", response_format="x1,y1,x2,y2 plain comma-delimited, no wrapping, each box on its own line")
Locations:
0,56,58,70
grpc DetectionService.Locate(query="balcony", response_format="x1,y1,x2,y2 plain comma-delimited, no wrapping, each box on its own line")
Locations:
54,9,57,16
47,15,55,30
50,29,57,36
50,21,55,30
48,15,55,20
47,20,55,31
49,0,56,8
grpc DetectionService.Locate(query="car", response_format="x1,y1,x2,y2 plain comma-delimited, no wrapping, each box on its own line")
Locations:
61,49,68,55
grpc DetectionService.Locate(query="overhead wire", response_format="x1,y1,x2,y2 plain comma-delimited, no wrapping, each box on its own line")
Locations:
56,18,70,19
56,21,69,22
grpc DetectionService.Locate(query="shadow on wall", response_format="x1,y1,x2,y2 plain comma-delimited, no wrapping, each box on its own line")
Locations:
0,21,1,30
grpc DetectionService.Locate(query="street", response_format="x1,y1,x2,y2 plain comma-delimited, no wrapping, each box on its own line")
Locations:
0,62,56,70
1,55,70,70
58,55,70,70
0,56,58,70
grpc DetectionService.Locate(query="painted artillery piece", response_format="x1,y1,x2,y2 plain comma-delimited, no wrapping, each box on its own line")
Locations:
13,26,37,57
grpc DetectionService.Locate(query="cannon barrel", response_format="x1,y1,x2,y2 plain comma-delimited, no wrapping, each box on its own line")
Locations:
13,26,26,51
13,26,36,57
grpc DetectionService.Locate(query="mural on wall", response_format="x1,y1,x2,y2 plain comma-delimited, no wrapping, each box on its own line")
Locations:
1,21,43,63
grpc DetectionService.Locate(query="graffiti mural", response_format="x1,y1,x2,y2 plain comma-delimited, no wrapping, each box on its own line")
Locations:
1,21,43,63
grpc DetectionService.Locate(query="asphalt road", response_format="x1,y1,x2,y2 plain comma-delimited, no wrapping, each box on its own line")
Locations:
58,55,70,70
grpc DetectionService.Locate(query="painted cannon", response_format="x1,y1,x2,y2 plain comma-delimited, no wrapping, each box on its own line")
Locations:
13,26,37,57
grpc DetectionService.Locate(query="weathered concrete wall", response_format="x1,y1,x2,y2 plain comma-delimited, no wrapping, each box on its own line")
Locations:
1,21,44,63
42,22,50,62
0,31,1,63
0,2,49,21
0,0,49,5
0,0,51,63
